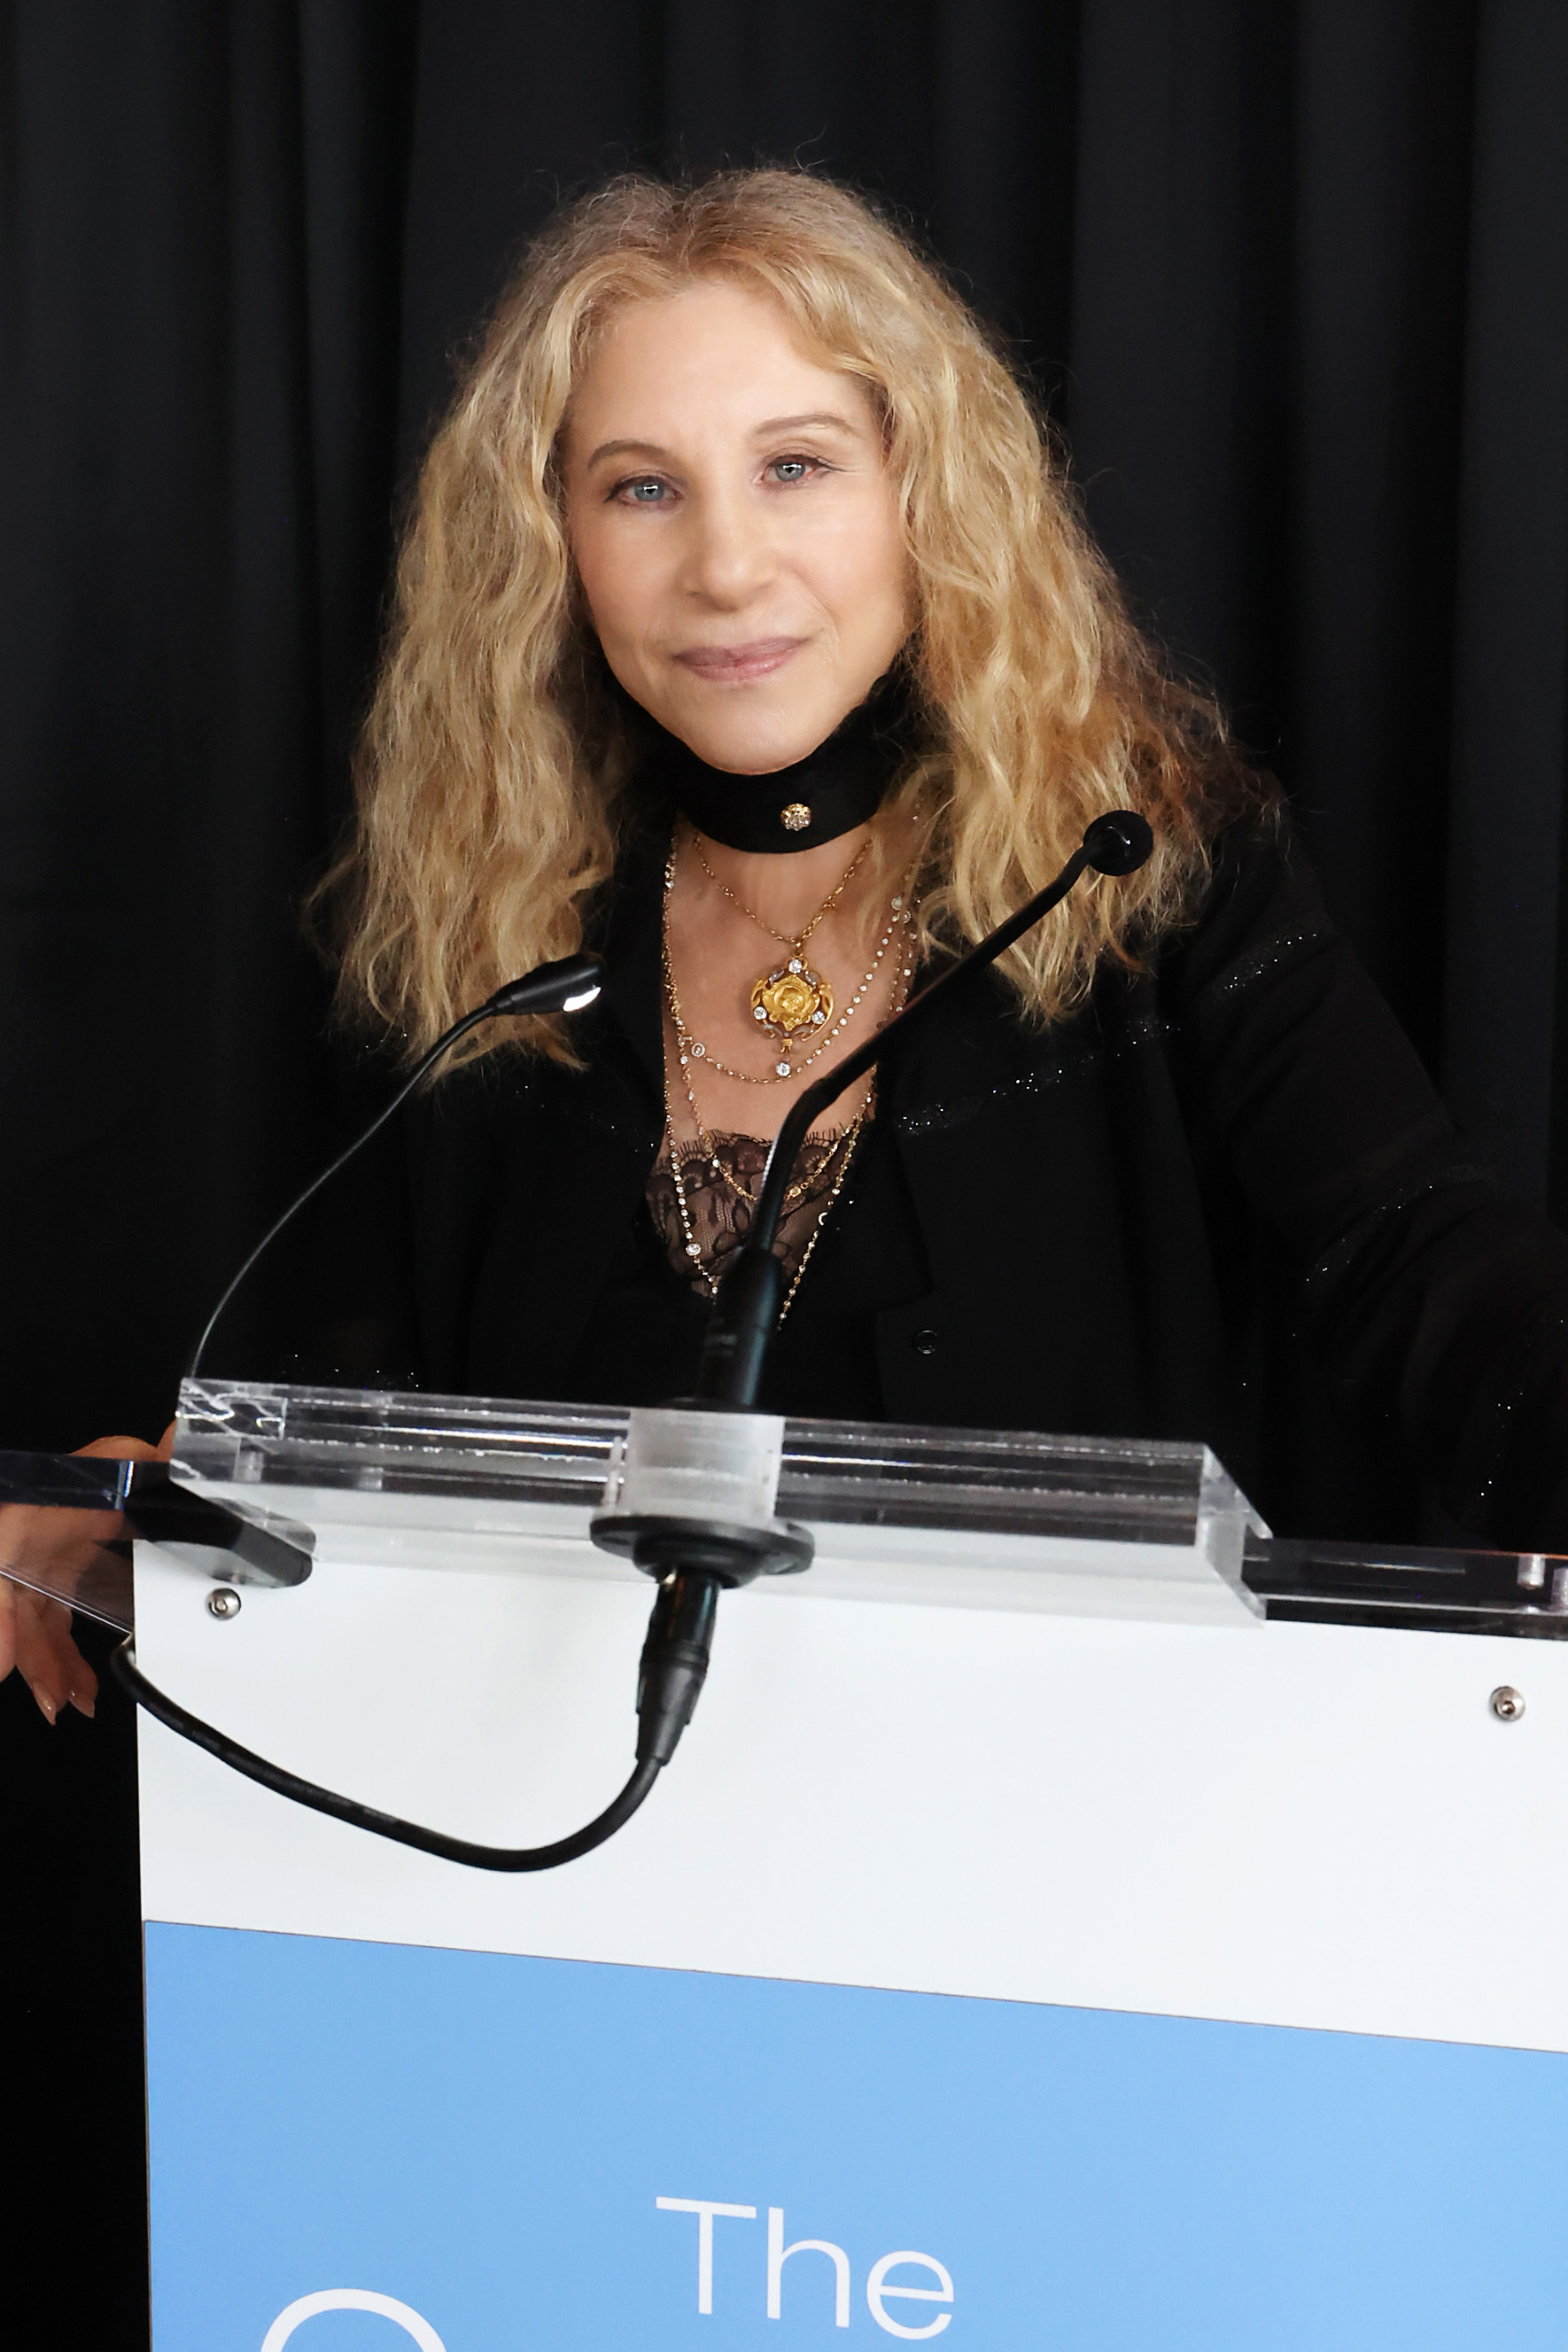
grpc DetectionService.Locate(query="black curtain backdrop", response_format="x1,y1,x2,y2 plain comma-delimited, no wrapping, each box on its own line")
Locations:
3,3,1566,2338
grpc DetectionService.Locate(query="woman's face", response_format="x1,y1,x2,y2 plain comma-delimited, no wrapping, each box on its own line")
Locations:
563,279,912,774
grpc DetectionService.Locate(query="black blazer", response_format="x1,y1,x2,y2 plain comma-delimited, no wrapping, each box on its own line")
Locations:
310,820,1568,1549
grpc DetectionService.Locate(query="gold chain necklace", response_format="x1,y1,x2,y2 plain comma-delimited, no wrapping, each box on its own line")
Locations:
691,828,873,1054
692,828,871,947
664,841,917,1083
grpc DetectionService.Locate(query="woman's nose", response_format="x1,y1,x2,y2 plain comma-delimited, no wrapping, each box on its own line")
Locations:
678,485,776,608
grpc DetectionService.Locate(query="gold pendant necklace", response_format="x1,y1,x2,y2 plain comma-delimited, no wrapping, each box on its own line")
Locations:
690,829,869,1048
664,842,918,1082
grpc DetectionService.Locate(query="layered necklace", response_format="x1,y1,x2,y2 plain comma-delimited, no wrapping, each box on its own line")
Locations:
659,828,920,1314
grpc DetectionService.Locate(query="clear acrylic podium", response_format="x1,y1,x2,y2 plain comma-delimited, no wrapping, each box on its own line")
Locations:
9,1378,1568,2349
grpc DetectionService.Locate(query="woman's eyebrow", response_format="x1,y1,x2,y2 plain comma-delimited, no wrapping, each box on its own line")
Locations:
583,437,672,469
751,410,859,438
583,412,863,469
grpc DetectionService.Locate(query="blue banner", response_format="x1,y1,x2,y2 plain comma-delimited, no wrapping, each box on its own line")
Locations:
145,1921,1568,2349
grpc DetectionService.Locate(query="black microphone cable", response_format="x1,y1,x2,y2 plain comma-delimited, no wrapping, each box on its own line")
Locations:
108,1565,724,1870
112,1641,661,1870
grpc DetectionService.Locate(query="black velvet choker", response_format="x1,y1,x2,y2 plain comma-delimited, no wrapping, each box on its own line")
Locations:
641,685,909,855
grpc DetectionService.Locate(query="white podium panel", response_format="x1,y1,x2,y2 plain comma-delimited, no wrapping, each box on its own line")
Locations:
136,1537,1568,2047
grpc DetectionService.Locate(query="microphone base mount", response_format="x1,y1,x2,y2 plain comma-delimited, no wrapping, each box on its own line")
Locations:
588,1511,813,1587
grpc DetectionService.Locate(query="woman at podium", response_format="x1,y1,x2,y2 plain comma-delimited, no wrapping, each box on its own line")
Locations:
10,166,1568,1722
305,167,1568,1544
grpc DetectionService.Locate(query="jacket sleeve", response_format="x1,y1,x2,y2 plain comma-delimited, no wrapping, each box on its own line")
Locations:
1171,821,1568,1549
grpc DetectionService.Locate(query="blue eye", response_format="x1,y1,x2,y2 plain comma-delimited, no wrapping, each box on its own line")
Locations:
771,457,811,483
608,474,671,506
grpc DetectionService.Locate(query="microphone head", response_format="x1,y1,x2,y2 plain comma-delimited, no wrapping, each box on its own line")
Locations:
485,952,605,1019
1082,811,1154,876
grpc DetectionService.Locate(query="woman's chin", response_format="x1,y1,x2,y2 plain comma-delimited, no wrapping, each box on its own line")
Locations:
658,693,852,777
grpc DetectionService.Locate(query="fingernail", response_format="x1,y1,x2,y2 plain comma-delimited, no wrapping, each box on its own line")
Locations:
69,1688,96,1720
31,1687,58,1725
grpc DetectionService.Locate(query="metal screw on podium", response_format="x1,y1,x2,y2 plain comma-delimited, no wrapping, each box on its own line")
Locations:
206,1587,242,1620
1490,1685,1525,1722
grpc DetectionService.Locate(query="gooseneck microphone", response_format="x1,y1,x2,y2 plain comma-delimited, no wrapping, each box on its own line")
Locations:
185,951,606,1381
695,810,1155,1408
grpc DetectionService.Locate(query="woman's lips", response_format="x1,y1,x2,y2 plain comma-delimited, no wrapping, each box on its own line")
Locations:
673,637,803,683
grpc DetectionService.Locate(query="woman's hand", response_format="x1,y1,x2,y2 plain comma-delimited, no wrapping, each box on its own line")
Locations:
0,1427,175,1723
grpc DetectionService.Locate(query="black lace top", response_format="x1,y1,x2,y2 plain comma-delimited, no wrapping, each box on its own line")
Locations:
647,1126,863,1298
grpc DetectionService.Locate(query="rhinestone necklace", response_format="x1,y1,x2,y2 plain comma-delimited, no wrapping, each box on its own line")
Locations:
664,1025,874,1316
663,839,918,1083
664,1037,871,1316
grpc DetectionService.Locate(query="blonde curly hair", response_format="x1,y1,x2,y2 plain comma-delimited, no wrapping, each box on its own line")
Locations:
325,167,1259,1060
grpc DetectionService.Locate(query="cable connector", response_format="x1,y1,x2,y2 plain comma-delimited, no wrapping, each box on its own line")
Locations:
636,1571,720,1766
